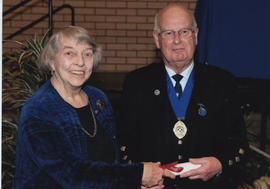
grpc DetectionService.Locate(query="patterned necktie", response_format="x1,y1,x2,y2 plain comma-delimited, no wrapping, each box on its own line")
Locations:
172,74,183,99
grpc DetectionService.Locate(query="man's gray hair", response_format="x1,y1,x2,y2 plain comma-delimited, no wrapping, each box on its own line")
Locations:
153,7,197,32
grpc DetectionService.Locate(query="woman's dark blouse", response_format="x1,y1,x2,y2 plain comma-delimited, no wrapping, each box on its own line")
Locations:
74,104,114,163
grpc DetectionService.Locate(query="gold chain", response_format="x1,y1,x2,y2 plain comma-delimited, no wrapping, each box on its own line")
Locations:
81,102,97,138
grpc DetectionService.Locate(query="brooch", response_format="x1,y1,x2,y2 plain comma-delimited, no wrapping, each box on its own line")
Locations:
95,99,105,114
96,99,105,110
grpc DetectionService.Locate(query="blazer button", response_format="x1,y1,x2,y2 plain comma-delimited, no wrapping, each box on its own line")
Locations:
239,148,245,155
178,140,183,145
120,146,126,151
178,155,183,160
235,156,240,162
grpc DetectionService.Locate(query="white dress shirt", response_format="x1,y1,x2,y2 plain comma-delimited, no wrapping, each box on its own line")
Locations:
165,62,194,92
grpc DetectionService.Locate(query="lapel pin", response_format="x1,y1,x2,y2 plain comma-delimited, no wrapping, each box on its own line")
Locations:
197,103,207,117
154,89,160,96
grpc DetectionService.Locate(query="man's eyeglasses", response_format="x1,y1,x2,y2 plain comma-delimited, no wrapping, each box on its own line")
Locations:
159,28,196,40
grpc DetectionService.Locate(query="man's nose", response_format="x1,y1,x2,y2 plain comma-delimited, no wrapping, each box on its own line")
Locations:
173,32,182,44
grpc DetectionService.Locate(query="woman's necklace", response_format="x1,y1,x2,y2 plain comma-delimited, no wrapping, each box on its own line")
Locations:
81,102,97,138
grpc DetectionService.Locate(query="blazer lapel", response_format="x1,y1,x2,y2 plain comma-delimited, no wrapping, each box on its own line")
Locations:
186,63,203,120
157,63,179,127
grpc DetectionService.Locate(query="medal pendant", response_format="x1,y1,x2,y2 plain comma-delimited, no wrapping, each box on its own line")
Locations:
173,120,187,139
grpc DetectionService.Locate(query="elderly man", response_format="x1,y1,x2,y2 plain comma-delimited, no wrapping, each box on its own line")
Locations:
118,4,248,189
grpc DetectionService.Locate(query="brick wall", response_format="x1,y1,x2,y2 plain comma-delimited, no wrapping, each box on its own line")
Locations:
3,0,197,73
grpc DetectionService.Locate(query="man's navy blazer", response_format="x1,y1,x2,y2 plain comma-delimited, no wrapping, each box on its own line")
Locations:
118,62,249,189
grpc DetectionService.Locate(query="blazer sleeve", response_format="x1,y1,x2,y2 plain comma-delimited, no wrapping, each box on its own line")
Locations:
213,73,249,180
20,117,143,189
117,72,143,163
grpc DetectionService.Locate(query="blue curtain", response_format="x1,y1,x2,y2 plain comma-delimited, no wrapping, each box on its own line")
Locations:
195,0,270,79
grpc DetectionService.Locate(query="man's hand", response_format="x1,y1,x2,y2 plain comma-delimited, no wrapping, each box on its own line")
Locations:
180,157,222,181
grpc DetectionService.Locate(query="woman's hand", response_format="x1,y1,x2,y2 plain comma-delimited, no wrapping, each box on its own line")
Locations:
141,184,164,189
142,162,175,187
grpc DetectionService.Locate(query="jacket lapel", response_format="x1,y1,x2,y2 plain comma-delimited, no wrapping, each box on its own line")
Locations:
157,63,179,127
186,63,203,120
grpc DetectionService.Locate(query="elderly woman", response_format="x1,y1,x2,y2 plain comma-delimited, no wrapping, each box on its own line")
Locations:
13,26,174,189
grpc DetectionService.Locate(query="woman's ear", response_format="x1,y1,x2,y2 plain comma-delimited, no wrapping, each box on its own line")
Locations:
50,61,56,75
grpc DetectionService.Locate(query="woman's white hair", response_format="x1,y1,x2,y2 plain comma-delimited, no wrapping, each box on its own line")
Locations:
38,25,101,73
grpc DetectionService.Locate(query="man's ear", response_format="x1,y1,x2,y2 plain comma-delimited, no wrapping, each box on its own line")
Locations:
153,31,161,49
194,27,199,45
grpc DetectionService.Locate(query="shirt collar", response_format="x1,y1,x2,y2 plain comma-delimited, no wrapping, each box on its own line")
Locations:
165,62,194,90
165,61,194,79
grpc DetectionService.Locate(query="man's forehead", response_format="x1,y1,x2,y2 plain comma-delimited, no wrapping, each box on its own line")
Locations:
158,6,193,27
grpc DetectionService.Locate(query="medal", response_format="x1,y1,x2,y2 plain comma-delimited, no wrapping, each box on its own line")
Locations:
173,120,187,139
197,103,207,117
